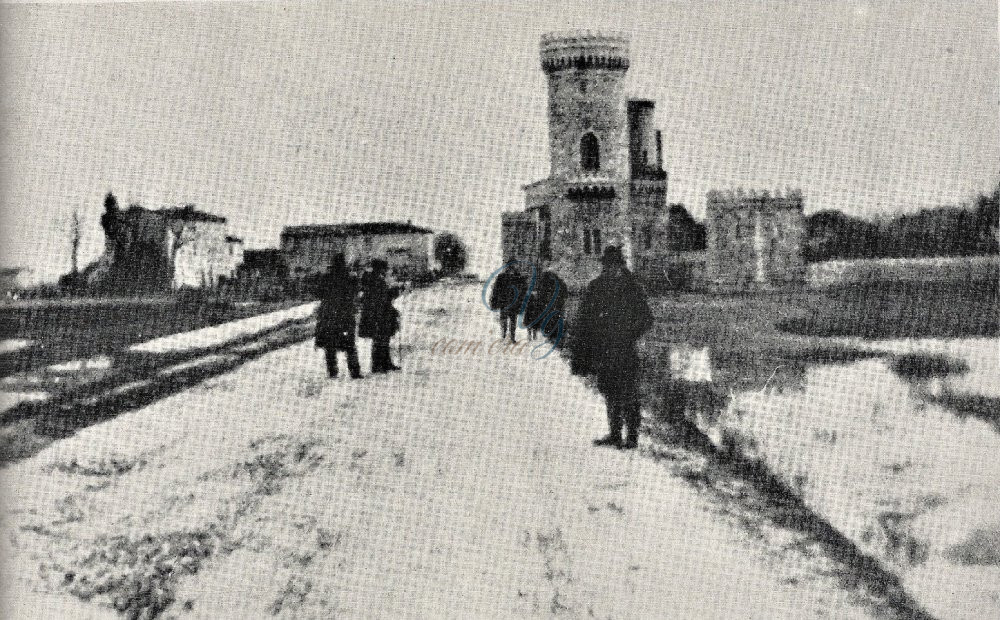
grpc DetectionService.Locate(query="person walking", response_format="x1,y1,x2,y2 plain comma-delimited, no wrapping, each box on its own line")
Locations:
489,262,527,343
315,254,362,379
571,246,653,450
358,259,402,373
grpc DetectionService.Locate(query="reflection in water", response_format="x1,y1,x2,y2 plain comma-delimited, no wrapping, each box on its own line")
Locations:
642,342,808,448
641,341,1000,620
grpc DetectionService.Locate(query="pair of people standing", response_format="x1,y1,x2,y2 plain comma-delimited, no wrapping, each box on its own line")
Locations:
314,255,402,379
488,263,567,343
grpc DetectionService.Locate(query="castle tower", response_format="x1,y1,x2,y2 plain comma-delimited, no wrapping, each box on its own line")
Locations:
541,31,630,181
508,32,670,292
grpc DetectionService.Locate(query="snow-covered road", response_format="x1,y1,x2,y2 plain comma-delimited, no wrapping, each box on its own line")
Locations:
1,283,908,618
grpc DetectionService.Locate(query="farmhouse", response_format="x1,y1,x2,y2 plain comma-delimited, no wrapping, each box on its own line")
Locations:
280,222,435,281
90,194,244,293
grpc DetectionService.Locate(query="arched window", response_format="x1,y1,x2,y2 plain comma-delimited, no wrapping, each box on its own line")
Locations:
580,133,600,171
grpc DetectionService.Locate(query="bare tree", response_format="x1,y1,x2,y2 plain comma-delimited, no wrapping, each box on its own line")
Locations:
70,209,81,276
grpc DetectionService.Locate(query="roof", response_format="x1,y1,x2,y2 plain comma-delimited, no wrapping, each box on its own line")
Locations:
281,222,434,238
159,204,227,223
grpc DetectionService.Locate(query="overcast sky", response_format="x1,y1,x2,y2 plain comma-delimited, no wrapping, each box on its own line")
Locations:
2,0,997,282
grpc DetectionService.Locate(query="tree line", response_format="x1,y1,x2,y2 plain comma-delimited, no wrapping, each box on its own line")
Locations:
803,183,999,262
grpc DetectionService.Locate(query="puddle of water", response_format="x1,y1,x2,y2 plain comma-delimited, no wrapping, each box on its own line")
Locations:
643,340,1000,619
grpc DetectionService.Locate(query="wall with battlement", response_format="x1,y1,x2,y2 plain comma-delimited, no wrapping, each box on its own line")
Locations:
705,188,806,290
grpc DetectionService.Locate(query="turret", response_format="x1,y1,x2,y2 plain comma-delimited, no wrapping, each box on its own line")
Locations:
540,31,630,181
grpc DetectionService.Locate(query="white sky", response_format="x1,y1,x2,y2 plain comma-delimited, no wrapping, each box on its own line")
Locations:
2,0,997,282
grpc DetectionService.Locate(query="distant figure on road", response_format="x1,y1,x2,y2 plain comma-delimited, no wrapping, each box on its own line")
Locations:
359,259,403,373
572,246,653,450
489,262,527,343
524,268,567,341
315,254,362,379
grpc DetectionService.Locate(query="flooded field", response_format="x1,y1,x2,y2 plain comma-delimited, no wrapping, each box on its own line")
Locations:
641,337,1000,620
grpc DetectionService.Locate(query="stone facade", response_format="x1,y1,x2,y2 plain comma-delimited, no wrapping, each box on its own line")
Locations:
502,31,671,292
705,188,806,290
280,222,435,281
503,32,806,293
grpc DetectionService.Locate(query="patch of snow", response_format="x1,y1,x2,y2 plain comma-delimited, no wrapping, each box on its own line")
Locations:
712,358,1000,619
48,356,113,373
156,354,235,378
130,302,317,354
0,339,34,354
0,391,49,414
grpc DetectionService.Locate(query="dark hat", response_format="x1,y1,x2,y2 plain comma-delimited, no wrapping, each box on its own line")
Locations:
370,259,389,273
601,246,625,266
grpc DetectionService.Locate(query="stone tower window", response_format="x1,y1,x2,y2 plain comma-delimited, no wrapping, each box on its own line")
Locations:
592,229,602,255
580,133,600,171
583,229,592,254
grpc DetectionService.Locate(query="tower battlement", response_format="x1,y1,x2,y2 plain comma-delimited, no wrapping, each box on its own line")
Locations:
540,31,630,73
706,187,805,212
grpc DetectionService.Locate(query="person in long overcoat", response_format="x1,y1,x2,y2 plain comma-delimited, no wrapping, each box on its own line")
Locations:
571,246,653,450
489,263,527,343
524,269,567,341
358,259,402,373
315,254,362,379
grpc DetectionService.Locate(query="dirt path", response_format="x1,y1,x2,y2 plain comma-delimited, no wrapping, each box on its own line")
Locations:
1,283,916,618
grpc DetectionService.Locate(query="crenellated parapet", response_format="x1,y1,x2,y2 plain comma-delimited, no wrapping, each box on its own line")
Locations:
540,31,630,73
706,187,804,214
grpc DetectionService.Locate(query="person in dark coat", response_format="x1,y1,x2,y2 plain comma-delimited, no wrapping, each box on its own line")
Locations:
572,246,653,450
358,259,402,373
524,268,567,341
489,262,527,343
315,254,362,379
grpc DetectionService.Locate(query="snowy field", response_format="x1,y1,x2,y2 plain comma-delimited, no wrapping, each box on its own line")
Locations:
670,338,1000,620
1,303,318,415
0,282,893,619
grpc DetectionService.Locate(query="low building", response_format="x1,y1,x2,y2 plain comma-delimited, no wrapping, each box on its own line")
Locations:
91,193,243,293
1,267,26,297
280,222,435,281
